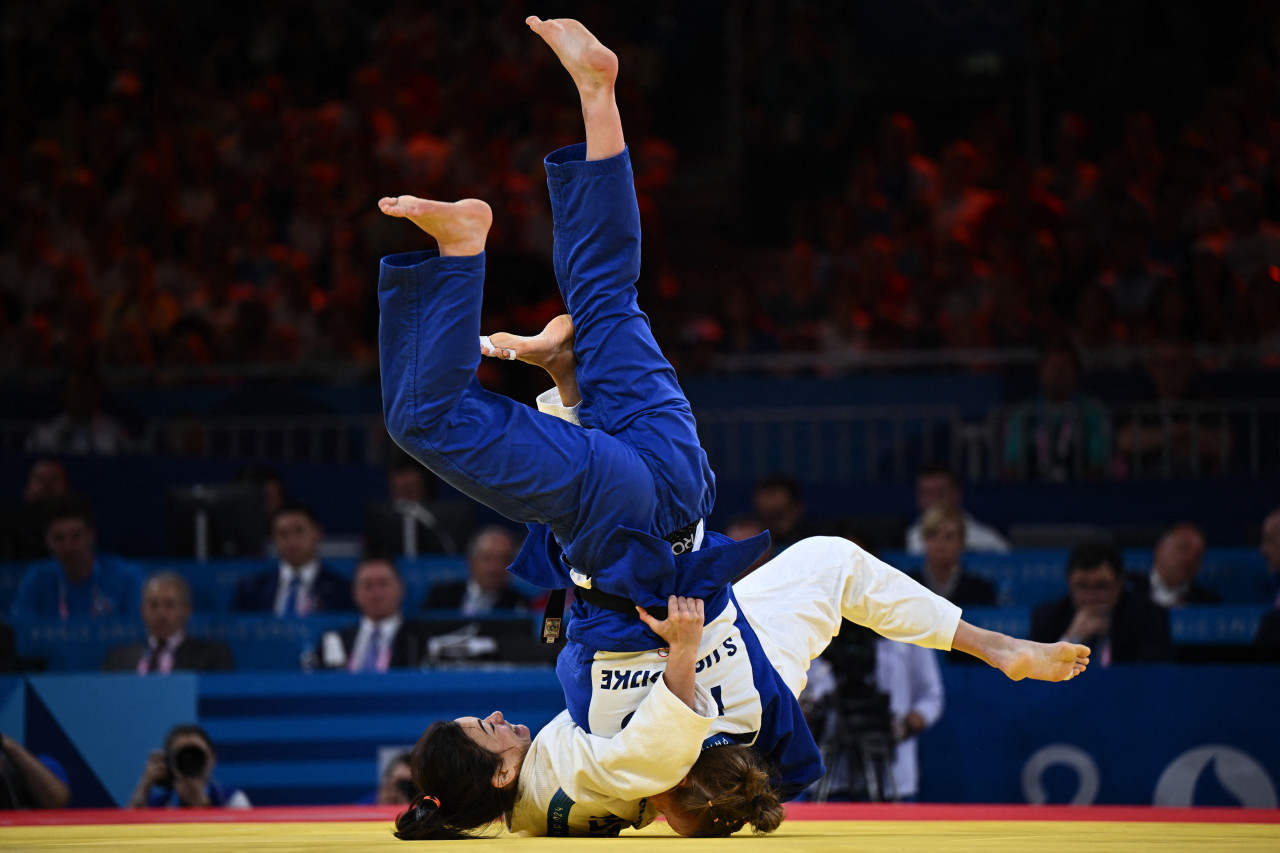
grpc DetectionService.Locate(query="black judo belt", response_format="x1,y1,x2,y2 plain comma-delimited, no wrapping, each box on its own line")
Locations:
539,519,700,644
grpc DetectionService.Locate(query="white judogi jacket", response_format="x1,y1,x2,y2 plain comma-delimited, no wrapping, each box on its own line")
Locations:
509,677,717,836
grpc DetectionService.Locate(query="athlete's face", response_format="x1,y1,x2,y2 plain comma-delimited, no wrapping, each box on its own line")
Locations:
648,788,701,837
456,711,531,765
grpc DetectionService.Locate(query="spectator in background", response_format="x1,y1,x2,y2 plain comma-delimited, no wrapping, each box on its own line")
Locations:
1114,340,1231,477
420,526,529,615
231,465,287,555
102,571,234,673
231,504,354,615
724,515,773,579
361,751,415,806
0,457,70,561
0,732,70,809
907,506,998,606
1127,523,1221,608
1003,340,1110,481
387,455,434,505
1218,176,1280,288
904,464,1009,555
1031,540,1174,665
126,724,249,809
1260,507,1280,602
1253,508,1280,648
10,495,144,620
365,453,472,556
316,558,429,672
753,473,808,552
25,368,130,456
233,465,287,520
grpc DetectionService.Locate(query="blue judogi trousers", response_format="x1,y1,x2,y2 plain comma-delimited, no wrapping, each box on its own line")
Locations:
378,145,821,797
378,145,713,577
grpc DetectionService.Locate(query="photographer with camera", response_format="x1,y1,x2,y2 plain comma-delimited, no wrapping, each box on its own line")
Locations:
126,724,250,809
800,623,944,802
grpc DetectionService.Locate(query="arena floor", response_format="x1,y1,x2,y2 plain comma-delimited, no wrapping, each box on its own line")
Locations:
2,803,1277,852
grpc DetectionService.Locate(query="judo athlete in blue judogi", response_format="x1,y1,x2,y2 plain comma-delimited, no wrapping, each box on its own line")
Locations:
377,17,1091,839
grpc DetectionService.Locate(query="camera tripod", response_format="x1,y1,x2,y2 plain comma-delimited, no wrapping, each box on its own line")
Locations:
810,691,898,803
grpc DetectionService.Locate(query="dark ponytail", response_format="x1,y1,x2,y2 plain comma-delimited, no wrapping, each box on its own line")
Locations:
668,745,786,837
393,721,518,840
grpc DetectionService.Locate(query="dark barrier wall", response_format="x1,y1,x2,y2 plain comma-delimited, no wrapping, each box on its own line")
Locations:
3,665,1276,809
920,664,1280,807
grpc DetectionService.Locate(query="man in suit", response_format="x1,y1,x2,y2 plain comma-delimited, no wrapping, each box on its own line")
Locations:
1128,522,1221,608
316,558,428,671
907,505,998,606
1031,540,1174,664
421,525,530,614
103,571,234,673
231,504,354,615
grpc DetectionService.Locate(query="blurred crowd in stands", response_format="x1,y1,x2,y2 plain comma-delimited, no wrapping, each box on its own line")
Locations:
2,1,1280,810
2,1,1279,388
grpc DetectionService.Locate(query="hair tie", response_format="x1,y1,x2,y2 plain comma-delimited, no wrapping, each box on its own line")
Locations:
417,794,441,809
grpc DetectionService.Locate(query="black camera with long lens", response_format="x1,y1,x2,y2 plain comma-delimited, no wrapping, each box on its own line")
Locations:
170,744,209,779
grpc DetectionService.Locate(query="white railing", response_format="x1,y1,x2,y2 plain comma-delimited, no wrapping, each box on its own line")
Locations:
0,415,386,465
1,400,1276,481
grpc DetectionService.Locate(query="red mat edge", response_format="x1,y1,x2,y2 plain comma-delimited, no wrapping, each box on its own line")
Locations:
1,803,1276,828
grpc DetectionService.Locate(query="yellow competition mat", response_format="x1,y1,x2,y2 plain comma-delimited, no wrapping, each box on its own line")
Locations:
2,806,1278,853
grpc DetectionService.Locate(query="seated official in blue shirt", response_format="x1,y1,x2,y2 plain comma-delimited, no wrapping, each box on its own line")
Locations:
10,494,144,621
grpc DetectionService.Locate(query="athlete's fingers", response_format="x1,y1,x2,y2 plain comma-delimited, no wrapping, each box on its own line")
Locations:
636,605,660,632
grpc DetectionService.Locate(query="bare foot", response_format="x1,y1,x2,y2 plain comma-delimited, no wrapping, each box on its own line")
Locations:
526,16,618,96
482,315,580,407
998,639,1091,683
378,196,492,257
482,314,576,372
